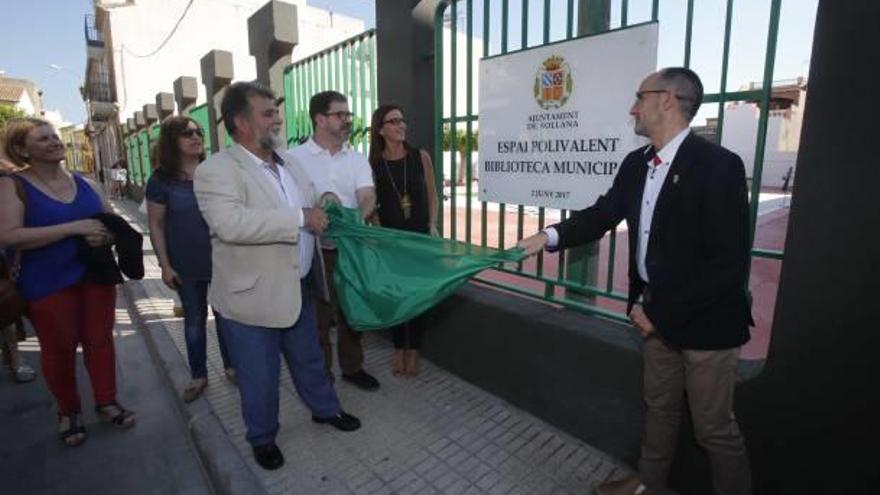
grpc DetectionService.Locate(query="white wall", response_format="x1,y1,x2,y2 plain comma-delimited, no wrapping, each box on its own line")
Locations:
720,103,799,189
15,90,36,115
106,0,364,123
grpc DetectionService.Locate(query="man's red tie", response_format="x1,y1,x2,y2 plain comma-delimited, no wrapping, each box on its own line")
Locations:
651,154,663,167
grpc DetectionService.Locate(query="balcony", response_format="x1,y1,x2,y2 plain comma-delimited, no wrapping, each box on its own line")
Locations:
85,14,105,59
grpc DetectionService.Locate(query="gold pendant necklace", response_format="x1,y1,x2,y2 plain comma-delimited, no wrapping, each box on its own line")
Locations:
383,152,411,220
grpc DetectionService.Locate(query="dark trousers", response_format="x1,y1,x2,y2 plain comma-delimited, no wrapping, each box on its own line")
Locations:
316,249,363,375
177,279,231,379
216,279,340,447
390,315,425,350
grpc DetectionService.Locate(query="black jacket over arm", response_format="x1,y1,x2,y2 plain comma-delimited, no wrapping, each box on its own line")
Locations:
552,133,752,350
79,212,144,285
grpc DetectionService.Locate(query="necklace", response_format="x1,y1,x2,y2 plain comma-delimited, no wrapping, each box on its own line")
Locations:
382,152,411,220
29,168,74,202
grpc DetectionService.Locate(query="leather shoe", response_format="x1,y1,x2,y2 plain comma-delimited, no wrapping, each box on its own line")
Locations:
341,369,380,391
252,442,285,470
596,476,656,495
312,411,361,431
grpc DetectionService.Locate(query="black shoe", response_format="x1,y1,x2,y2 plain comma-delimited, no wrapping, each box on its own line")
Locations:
341,370,380,391
252,442,285,470
312,411,361,431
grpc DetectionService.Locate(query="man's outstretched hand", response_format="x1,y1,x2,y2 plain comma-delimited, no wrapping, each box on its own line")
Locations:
517,232,549,257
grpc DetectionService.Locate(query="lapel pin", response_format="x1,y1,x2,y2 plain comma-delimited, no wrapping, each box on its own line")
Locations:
673,174,679,185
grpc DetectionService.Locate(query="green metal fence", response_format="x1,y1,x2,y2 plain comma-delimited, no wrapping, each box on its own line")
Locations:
282,29,377,153
434,0,785,322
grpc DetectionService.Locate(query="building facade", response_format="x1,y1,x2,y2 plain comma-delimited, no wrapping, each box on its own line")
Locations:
83,0,365,187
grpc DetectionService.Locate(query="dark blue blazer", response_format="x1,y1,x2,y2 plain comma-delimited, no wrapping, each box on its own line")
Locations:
552,132,752,350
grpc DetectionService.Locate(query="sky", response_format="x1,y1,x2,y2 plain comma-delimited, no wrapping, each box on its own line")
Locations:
0,0,815,126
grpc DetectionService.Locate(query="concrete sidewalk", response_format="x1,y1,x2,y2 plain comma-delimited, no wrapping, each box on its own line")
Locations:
112,198,630,494
0,292,213,495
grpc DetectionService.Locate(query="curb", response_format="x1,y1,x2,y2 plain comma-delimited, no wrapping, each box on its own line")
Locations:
122,281,265,495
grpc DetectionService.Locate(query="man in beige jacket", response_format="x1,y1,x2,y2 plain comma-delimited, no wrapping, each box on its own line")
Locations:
194,82,359,471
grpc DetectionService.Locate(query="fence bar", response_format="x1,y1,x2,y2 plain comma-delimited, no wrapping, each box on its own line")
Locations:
683,0,694,67
749,0,782,247
359,38,368,153
450,0,459,240
481,0,490,246
434,1,448,235
715,0,735,144
465,0,474,244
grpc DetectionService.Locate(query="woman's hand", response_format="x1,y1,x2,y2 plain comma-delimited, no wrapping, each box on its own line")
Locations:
69,219,109,237
84,232,115,247
161,265,182,290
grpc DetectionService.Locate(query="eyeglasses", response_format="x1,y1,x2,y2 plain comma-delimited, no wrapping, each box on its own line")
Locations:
383,117,406,126
635,89,670,101
323,111,354,120
635,89,692,102
180,128,204,138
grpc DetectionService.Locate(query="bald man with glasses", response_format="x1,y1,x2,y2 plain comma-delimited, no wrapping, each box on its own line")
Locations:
519,68,754,495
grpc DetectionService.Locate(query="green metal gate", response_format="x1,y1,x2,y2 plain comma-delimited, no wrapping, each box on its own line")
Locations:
434,0,786,323
282,29,377,153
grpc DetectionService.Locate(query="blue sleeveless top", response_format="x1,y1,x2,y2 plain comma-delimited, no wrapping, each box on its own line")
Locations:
17,174,104,301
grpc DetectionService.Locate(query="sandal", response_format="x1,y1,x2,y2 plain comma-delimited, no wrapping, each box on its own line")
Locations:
96,401,136,428
12,364,36,383
58,414,87,447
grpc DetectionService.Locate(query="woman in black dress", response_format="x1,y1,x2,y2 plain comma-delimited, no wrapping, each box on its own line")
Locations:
368,105,439,377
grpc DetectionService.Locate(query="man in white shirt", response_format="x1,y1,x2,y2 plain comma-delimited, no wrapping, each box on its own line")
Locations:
194,82,360,471
288,90,380,391
518,68,753,495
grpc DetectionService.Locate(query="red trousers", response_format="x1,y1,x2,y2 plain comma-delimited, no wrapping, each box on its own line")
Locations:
26,282,117,415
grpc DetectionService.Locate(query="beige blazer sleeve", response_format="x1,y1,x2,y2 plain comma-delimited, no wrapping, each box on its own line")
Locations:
194,151,301,245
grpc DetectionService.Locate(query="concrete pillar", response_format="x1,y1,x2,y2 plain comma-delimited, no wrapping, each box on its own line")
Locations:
134,111,146,129
173,76,199,114
248,0,298,95
126,118,137,134
201,50,234,153
376,1,440,158
155,92,175,121
142,104,159,127
733,2,880,494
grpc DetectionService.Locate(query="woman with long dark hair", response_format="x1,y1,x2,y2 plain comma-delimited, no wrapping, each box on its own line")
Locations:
368,105,439,377
0,118,135,447
146,116,233,402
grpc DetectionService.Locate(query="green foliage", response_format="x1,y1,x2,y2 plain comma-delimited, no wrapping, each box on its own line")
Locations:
0,105,27,129
441,124,479,152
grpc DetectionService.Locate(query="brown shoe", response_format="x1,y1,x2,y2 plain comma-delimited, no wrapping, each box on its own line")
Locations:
596,476,656,495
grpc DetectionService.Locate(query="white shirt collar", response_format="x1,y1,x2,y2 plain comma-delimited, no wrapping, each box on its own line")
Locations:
237,144,285,167
644,127,691,167
305,137,351,157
